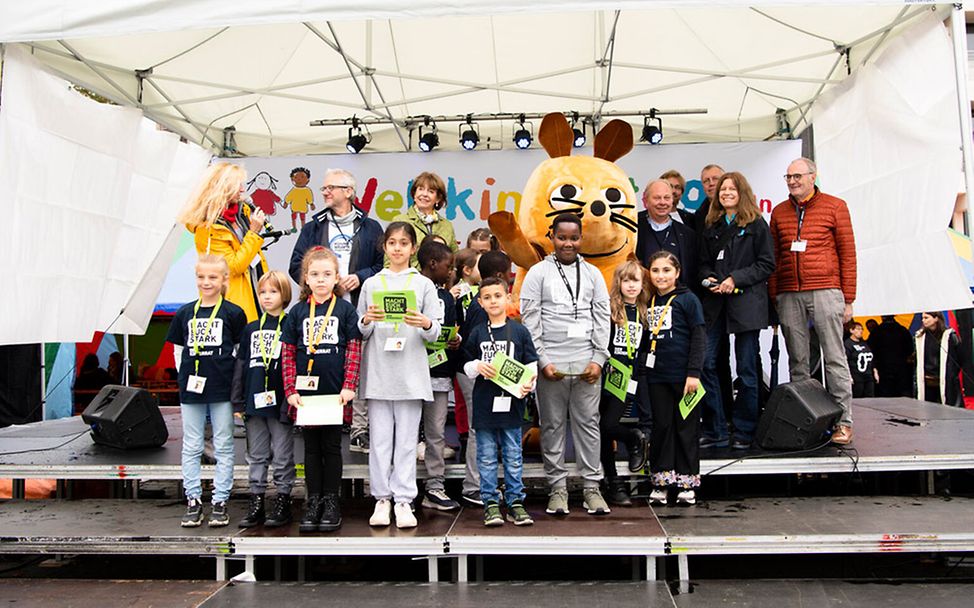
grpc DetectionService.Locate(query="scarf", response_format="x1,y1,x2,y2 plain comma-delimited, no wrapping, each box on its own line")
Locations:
221,202,240,223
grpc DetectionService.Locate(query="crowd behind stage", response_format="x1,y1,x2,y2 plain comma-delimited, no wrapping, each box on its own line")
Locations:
144,158,968,532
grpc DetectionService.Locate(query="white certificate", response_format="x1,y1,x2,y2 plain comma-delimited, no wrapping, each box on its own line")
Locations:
295,394,343,426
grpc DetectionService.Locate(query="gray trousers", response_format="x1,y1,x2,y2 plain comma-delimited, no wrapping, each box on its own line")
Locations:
244,415,296,495
537,369,603,489
422,391,449,491
777,289,853,426
350,398,368,439
368,399,423,503
456,373,480,494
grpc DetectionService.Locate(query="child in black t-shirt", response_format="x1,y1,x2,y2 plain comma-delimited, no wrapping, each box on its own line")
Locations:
165,254,247,528
845,321,877,398
461,277,538,526
231,270,296,529
418,240,462,512
644,251,706,507
600,260,650,507
281,247,362,533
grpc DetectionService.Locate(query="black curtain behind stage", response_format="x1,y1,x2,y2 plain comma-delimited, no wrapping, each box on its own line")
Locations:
0,344,41,427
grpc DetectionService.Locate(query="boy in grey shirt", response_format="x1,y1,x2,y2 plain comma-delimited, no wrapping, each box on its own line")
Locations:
520,213,611,515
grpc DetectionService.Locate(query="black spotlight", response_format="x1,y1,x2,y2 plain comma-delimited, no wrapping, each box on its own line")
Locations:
459,117,480,150
513,114,533,149
571,112,586,148
346,128,369,154
641,112,663,145
418,128,439,152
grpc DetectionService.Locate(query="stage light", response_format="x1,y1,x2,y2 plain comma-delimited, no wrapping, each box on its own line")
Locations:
459,116,480,150
346,128,369,154
513,114,533,149
417,119,440,152
570,112,586,148
640,112,663,145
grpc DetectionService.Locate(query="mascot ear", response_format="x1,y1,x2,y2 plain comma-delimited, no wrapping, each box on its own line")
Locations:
538,113,573,159
593,119,634,163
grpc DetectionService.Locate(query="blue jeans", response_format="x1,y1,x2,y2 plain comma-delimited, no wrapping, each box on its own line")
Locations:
476,426,524,505
700,321,761,442
181,401,235,503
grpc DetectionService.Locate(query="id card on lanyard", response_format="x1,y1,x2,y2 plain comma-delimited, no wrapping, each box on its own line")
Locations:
645,293,676,369
255,312,284,407
296,296,336,391
188,297,222,393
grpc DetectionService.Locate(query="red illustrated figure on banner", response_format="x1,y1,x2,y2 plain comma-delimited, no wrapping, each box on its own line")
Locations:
246,171,282,216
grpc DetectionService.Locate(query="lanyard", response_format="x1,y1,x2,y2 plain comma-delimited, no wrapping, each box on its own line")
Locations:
648,293,677,354
328,210,361,243
258,312,284,391
622,307,635,362
793,201,808,240
379,272,414,332
486,320,512,356
306,296,337,375
191,297,223,375
554,257,581,320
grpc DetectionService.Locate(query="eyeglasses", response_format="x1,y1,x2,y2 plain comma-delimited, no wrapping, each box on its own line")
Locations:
783,173,812,182
320,184,353,193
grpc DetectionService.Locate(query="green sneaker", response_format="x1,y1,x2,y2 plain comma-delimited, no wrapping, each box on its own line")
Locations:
483,501,504,527
506,502,534,526
545,488,569,515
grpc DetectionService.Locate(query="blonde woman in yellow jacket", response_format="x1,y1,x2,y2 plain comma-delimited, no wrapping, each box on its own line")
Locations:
178,162,269,322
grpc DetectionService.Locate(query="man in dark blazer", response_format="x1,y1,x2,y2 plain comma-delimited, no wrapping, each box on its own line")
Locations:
636,179,698,286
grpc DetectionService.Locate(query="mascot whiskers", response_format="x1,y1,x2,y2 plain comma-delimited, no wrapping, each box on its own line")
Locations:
489,113,638,300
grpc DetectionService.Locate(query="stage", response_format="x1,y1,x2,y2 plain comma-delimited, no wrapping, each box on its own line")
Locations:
1,398,972,483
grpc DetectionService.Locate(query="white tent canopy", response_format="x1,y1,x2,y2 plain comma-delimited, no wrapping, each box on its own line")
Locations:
1,2,949,156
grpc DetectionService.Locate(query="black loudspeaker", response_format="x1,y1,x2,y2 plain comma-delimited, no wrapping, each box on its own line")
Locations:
81,385,169,449
756,379,843,450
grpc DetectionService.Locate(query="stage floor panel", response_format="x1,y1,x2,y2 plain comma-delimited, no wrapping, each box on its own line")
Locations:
659,495,974,555
1,399,973,481
0,579,226,608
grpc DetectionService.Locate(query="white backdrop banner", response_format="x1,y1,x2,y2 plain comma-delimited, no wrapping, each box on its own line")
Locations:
0,46,211,345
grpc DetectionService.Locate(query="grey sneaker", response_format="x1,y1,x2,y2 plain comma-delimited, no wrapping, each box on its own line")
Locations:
422,489,459,511
208,501,230,527
506,502,534,526
582,488,611,515
545,489,570,515
349,433,370,454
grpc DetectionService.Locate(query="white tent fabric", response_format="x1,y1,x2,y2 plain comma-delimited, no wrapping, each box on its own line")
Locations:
813,13,971,316
1,3,947,156
0,46,211,345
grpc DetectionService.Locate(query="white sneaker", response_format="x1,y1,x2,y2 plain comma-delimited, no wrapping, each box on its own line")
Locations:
369,499,392,526
416,441,426,462
394,502,417,529
676,489,696,506
649,488,668,506
443,445,457,460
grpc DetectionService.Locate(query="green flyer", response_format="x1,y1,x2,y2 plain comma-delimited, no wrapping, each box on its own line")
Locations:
426,325,458,350
489,351,537,397
603,357,631,402
679,384,706,420
372,290,417,323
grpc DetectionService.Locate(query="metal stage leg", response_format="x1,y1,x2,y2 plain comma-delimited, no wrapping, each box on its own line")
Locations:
297,556,305,582
457,555,468,583
274,556,282,581
926,471,935,496
245,555,256,579
475,555,484,582
12,479,25,499
215,555,227,581
645,556,657,581
677,554,689,582
427,556,438,583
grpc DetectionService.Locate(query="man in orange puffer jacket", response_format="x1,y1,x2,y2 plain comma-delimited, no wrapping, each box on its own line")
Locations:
769,157,857,445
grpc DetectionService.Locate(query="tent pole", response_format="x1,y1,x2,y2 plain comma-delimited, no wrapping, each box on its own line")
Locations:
123,334,131,386
949,5,974,258
39,344,47,421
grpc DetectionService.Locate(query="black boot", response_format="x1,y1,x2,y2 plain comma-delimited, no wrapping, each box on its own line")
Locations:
264,493,292,528
238,494,265,528
299,495,323,533
318,493,342,532
605,480,632,507
627,428,648,473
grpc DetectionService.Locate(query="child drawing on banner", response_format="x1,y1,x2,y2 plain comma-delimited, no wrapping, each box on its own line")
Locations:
285,167,315,233
246,171,282,217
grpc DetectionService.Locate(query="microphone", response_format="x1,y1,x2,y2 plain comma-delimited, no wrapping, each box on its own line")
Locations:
240,196,278,233
702,278,744,294
260,229,286,239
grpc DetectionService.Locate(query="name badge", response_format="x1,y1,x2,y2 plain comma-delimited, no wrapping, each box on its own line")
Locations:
716,249,725,261
428,349,448,368
384,337,406,351
492,396,512,412
567,325,587,338
296,375,319,391
790,240,807,252
187,375,207,394
627,379,638,395
254,391,277,408
645,353,656,369
456,282,472,298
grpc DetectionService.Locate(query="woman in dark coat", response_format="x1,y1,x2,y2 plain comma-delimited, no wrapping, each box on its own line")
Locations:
697,172,776,449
